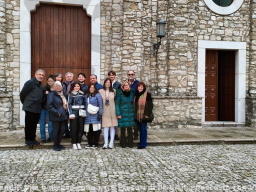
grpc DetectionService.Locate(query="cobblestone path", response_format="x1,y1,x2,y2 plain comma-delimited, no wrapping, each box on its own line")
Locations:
0,145,255,191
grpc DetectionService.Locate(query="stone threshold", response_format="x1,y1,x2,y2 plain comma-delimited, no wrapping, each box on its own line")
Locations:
202,122,246,128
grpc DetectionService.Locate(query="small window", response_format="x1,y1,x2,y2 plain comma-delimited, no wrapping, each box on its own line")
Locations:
213,0,233,7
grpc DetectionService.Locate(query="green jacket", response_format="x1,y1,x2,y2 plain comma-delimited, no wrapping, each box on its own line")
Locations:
115,88,136,128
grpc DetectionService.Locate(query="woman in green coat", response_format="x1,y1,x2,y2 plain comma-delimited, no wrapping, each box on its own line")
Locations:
115,81,136,148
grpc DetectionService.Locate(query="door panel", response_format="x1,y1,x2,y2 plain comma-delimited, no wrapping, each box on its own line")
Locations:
205,50,218,121
218,51,235,121
31,4,91,86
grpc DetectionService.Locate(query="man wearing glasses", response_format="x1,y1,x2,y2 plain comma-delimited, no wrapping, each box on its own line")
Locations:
127,70,139,91
126,70,139,140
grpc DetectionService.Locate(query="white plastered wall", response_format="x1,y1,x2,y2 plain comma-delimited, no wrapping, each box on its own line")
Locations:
20,0,100,125
197,40,246,123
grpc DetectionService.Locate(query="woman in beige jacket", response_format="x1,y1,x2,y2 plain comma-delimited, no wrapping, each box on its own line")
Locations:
99,78,118,149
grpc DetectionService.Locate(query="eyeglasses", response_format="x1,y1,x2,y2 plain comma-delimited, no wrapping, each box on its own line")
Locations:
128,74,134,76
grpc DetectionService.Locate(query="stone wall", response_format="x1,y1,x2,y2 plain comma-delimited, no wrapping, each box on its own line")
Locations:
0,0,20,131
0,0,256,131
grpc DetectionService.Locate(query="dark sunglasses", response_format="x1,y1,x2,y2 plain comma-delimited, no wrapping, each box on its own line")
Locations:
128,74,134,76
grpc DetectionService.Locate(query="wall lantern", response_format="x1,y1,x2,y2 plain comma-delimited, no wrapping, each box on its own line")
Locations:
153,19,166,55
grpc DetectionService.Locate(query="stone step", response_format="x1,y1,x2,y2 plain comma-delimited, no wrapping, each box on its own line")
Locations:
202,122,246,128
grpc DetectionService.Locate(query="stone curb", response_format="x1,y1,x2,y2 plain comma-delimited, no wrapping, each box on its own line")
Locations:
0,139,255,150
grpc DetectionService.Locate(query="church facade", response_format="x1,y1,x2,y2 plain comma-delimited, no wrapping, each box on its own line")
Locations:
0,0,255,131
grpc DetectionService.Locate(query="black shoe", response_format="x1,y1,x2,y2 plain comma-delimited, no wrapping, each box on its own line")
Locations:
41,140,48,144
58,145,65,150
134,136,138,140
92,145,98,149
121,144,126,148
115,135,120,140
85,144,92,149
32,140,40,145
137,146,145,149
63,134,70,139
25,140,34,147
47,138,53,142
53,146,61,151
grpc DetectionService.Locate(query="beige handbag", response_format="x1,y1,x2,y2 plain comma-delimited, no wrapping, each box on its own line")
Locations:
87,97,99,115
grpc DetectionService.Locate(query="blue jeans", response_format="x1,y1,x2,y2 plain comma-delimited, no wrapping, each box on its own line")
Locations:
137,121,147,147
39,109,53,140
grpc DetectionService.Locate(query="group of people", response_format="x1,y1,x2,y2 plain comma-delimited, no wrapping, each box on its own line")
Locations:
20,69,153,151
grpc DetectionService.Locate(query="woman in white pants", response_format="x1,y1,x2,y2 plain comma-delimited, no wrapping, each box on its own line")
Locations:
99,78,118,149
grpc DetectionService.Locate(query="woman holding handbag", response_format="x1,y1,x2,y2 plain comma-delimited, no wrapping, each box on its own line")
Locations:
84,83,103,148
99,78,118,149
134,82,153,149
68,81,86,150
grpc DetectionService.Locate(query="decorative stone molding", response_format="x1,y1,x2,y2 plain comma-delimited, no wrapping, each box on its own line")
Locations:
204,0,244,15
20,0,100,126
197,40,246,123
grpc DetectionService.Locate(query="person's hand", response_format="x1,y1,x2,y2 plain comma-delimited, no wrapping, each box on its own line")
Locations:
145,115,149,118
117,116,122,119
46,91,49,94
59,114,61,116
70,117,75,119
97,114,102,121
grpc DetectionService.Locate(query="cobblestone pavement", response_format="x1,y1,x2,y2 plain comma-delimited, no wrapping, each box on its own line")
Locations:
0,144,256,191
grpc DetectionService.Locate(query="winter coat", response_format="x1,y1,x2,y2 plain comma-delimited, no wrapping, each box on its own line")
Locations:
112,81,121,90
115,88,136,128
84,93,103,124
41,86,53,110
134,90,153,123
99,89,118,127
95,82,103,91
128,79,139,91
20,77,43,113
63,81,73,99
81,84,88,95
68,90,85,118
47,91,68,122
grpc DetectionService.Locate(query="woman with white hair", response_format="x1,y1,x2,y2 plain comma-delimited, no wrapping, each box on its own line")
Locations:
47,81,69,151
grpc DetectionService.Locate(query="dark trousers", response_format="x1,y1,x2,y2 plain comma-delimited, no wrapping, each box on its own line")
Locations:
52,120,66,146
133,124,139,138
65,120,71,136
137,121,147,147
70,116,84,144
120,127,133,147
87,124,99,146
25,111,40,141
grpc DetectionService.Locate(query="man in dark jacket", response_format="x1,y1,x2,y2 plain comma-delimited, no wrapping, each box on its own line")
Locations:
126,70,139,140
90,74,103,90
108,70,121,140
126,70,139,91
77,72,88,94
20,69,45,147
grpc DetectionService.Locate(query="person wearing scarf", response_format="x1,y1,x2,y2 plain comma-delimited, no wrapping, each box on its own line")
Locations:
47,81,69,151
133,82,153,149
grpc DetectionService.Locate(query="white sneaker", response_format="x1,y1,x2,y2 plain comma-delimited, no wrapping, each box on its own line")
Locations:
103,143,108,149
73,144,78,150
77,143,82,150
82,135,87,140
108,142,114,149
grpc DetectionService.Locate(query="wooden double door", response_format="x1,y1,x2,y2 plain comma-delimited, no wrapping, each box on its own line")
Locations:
205,50,235,121
31,3,91,86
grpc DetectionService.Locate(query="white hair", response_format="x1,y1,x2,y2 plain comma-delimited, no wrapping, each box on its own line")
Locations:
35,69,45,75
65,72,74,77
54,81,62,89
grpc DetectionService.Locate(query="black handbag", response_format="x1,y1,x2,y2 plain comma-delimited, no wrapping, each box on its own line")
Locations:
142,101,154,123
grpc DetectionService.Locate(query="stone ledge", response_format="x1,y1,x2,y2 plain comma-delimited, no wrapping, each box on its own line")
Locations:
153,96,202,99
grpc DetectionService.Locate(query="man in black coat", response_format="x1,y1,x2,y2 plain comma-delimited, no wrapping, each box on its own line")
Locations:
108,70,121,140
20,69,45,146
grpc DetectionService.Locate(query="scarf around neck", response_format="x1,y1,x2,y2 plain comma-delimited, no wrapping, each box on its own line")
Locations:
65,80,74,95
134,91,147,122
57,91,67,110
122,90,130,97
